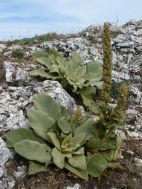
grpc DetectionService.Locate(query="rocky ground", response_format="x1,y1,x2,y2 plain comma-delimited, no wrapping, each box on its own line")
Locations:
0,20,142,189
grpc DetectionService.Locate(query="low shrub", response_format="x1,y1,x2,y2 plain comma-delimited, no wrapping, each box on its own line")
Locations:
11,49,24,60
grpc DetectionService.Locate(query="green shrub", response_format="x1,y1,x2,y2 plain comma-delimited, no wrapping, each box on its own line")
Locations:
11,49,24,59
16,33,63,46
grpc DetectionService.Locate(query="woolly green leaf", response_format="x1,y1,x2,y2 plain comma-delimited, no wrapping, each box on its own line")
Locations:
33,95,61,120
66,53,84,74
86,136,101,149
66,77,85,91
61,106,70,121
87,136,117,151
61,134,72,152
4,128,45,148
68,154,87,170
35,56,61,75
56,56,66,74
48,48,62,57
87,154,108,177
28,109,55,141
65,53,86,89
78,87,98,113
69,133,86,148
65,163,88,181
68,66,86,82
75,118,96,140
52,148,65,169
47,132,61,150
102,136,123,161
99,138,117,151
14,139,52,164
61,133,86,152
85,61,103,82
73,147,84,155
58,117,71,134
29,161,47,175
32,51,49,60
89,81,103,89
35,56,51,68
81,94,99,114
78,87,96,96
31,69,58,79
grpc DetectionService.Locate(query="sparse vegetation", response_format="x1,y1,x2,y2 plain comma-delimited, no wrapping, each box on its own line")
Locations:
111,80,130,98
110,30,120,38
15,33,66,46
11,48,24,59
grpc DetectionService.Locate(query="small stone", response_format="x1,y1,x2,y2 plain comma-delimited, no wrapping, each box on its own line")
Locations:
0,138,13,167
67,183,80,189
4,62,16,82
0,167,4,177
134,158,142,167
13,166,26,179
126,109,138,121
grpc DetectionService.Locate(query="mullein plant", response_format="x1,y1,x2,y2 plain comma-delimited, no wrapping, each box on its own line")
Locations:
3,23,128,180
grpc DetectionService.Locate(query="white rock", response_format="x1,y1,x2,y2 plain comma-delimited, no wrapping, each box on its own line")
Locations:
130,86,142,104
134,158,142,167
67,184,80,189
16,68,28,81
4,62,16,82
5,176,16,189
38,80,76,111
0,167,4,177
112,70,130,82
0,44,6,52
9,45,22,50
0,138,12,167
126,109,138,121
13,166,26,179
0,180,7,189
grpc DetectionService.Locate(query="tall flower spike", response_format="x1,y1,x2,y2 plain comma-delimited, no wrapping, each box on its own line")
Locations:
102,23,112,105
99,23,112,124
111,83,128,124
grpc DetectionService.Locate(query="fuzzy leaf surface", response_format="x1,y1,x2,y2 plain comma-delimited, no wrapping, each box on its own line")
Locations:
68,154,87,170
28,109,55,140
4,128,44,148
52,148,65,169
29,161,47,175
14,139,52,163
33,95,61,120
47,132,61,150
75,118,96,140
58,117,71,134
32,51,49,59
65,163,88,181
87,154,108,177
31,69,58,79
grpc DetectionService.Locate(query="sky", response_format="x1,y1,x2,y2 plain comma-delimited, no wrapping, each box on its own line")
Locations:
0,0,142,40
